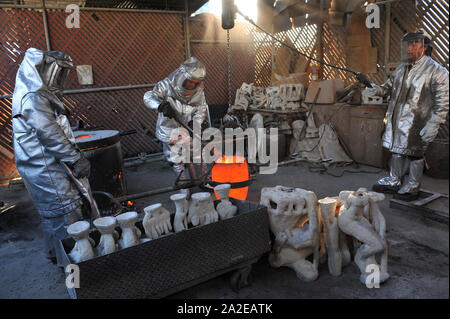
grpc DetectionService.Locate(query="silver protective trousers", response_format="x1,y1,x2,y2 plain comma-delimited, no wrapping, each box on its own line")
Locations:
42,203,83,267
377,153,424,194
377,154,409,188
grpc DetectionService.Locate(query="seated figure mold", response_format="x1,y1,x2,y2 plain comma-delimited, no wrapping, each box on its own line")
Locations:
337,188,389,284
260,186,320,282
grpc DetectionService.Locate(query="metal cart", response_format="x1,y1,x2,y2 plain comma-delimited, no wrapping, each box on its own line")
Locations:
58,199,271,299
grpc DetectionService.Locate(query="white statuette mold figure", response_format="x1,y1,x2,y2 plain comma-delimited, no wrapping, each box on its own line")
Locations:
338,189,389,284
143,203,173,239
214,184,238,220
188,192,219,226
318,197,343,276
93,216,119,256
171,193,189,233
116,211,141,249
366,191,390,283
67,221,95,263
260,186,320,282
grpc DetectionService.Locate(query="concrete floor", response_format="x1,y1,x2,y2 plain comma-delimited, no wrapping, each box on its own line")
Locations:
0,160,448,299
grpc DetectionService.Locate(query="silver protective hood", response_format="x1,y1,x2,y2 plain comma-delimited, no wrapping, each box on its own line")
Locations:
172,57,206,102
12,48,73,117
380,55,449,157
143,57,208,159
12,48,84,218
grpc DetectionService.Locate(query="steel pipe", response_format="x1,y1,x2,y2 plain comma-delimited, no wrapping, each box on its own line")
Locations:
42,1,51,51
62,83,156,95
115,182,199,202
384,3,391,81
0,4,186,14
184,0,191,58
0,83,156,99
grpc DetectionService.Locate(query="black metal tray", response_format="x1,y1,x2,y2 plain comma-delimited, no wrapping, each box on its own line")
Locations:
58,199,270,299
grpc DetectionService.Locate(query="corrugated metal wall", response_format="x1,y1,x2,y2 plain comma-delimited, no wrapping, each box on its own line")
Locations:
0,8,187,185
0,9,47,185
47,10,186,157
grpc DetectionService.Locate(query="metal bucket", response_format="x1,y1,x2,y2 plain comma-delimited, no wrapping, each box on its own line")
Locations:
74,130,127,209
425,140,449,179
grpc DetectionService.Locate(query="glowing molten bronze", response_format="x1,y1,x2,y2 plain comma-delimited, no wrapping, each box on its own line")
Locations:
211,155,249,200
76,134,94,140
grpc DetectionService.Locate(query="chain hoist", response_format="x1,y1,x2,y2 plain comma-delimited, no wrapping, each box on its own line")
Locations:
227,29,232,109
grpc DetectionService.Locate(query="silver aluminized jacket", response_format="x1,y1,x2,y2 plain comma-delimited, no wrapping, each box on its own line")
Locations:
379,55,449,157
143,57,208,163
12,48,83,218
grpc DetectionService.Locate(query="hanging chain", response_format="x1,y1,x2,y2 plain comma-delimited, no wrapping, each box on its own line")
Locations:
227,29,232,108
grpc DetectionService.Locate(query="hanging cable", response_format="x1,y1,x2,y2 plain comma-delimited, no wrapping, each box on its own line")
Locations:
235,8,373,87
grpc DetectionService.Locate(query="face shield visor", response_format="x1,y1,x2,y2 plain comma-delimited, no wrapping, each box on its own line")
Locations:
175,75,205,101
42,55,73,92
401,33,426,64
182,78,202,90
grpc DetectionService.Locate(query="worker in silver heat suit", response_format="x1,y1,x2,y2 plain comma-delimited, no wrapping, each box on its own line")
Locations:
12,48,91,266
369,30,449,199
143,57,208,184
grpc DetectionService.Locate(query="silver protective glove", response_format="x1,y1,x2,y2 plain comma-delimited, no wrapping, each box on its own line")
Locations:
419,123,438,143
71,153,91,179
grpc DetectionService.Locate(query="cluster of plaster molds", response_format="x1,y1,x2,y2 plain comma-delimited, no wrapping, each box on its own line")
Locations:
260,186,320,282
252,86,266,106
280,83,303,101
67,185,241,261
234,82,265,110
265,86,284,110
266,84,306,110
234,82,305,111
279,84,303,110
235,86,250,110
260,185,389,285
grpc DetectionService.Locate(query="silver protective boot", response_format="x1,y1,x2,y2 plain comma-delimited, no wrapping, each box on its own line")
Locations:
43,205,83,266
373,154,408,193
397,158,424,195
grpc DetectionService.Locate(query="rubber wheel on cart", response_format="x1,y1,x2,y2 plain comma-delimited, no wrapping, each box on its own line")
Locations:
230,267,253,293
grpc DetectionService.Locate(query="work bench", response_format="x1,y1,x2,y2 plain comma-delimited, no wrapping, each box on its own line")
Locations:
244,103,389,168
312,103,389,168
